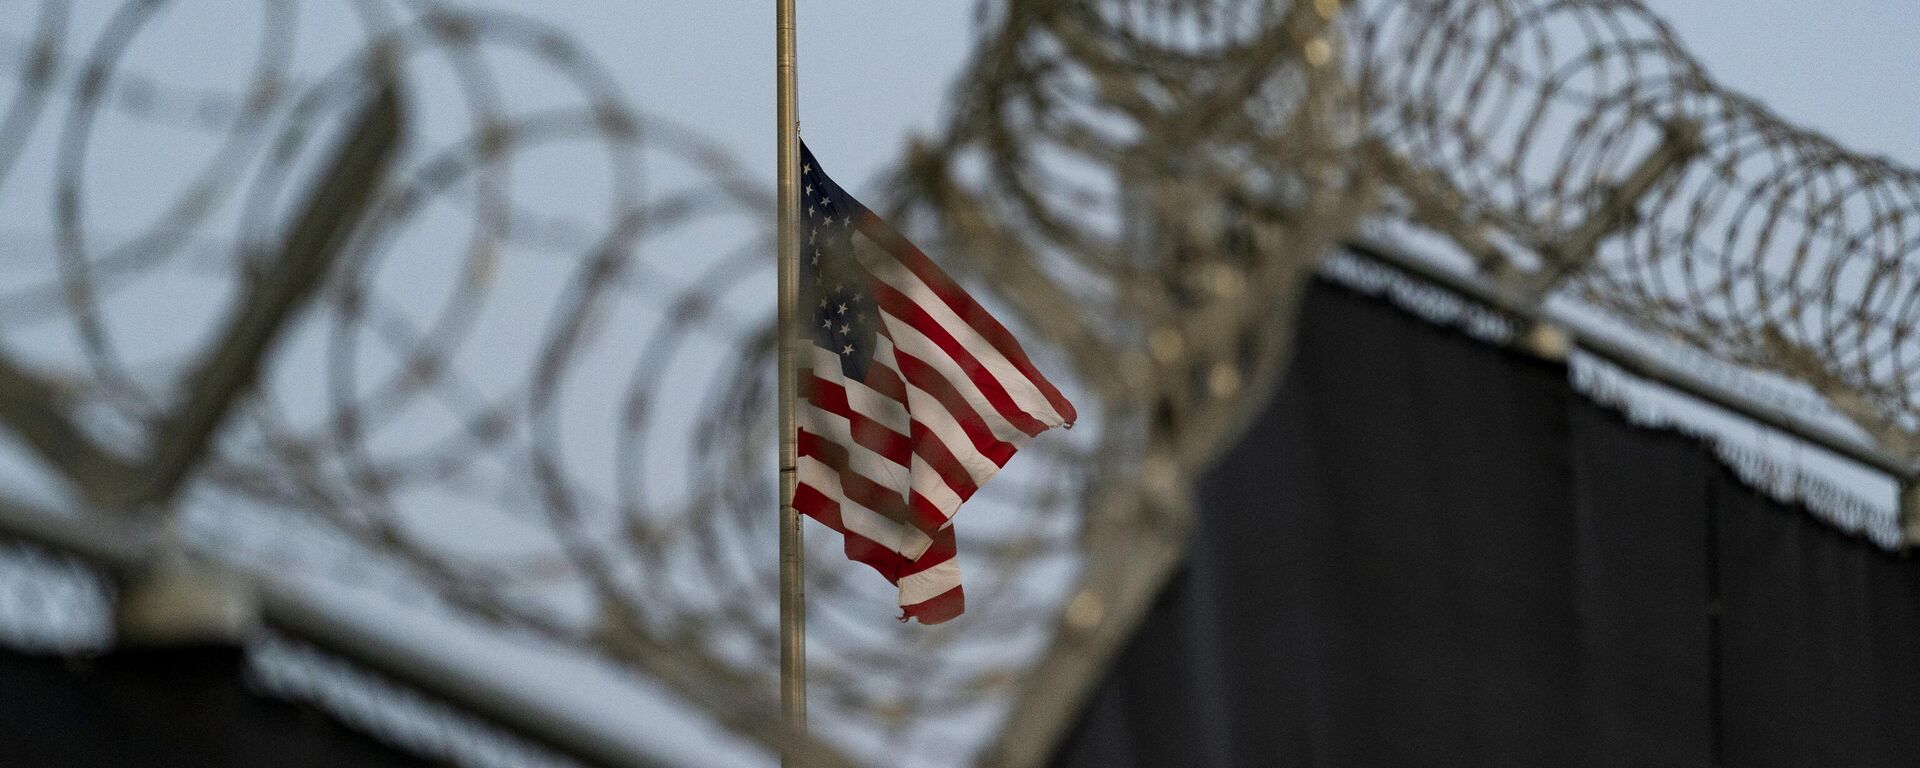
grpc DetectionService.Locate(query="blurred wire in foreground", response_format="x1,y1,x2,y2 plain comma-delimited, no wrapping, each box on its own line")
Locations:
900,0,1920,763
0,1,1918,767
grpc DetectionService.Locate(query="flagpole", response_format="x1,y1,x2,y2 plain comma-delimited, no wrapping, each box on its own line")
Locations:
774,0,808,761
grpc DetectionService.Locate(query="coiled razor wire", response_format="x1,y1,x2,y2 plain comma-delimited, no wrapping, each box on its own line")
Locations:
1347,0,1920,450
898,0,1920,759
0,1,1096,765
0,0,1918,767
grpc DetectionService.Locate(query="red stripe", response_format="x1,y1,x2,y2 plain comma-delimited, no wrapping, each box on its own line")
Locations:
908,419,980,501
808,373,975,534
860,354,986,500
871,280,1048,437
901,525,955,574
896,528,962,623
906,491,950,534
806,375,911,466
856,211,1077,425
793,483,911,582
797,429,913,528
900,585,965,625
796,482,967,623
890,349,1017,467
860,358,912,407
869,354,988,493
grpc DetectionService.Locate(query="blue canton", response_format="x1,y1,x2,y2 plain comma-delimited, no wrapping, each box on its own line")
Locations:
799,142,881,381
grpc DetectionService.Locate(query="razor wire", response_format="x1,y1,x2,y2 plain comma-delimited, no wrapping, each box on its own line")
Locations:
903,0,1920,761
1,1,1918,768
0,1,1097,766
907,0,1920,476
1346,0,1920,452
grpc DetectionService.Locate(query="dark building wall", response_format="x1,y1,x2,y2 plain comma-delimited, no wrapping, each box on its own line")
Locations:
1054,279,1920,768
0,644,440,768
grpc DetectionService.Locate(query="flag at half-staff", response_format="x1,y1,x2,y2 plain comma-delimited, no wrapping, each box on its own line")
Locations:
791,141,1076,625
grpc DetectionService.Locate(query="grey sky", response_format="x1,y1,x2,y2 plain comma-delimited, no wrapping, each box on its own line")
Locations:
456,1,1920,761
1648,0,1920,166
2,2,1916,767
403,1,1920,762
483,1,1920,193
466,0,981,201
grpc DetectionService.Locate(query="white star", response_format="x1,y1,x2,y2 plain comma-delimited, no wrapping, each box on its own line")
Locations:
841,215,850,227
807,205,815,216
818,298,827,308
805,183,814,195
838,324,849,334
808,230,816,244
837,303,848,315
841,344,853,356
803,163,811,175
810,254,818,266
821,318,831,329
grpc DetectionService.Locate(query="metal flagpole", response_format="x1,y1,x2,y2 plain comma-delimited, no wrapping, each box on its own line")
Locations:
774,0,807,762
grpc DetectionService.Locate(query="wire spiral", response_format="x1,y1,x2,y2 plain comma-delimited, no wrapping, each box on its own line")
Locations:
0,1,1097,764
1350,0,1920,448
2,1,1920,767
907,2,1920,757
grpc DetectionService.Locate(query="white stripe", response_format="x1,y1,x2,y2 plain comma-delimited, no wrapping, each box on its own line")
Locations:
910,452,965,522
798,456,931,558
904,380,1005,487
873,339,1015,486
877,313,1033,444
897,557,962,606
807,343,977,528
799,403,908,489
803,356,967,527
854,236,1064,427
806,344,910,434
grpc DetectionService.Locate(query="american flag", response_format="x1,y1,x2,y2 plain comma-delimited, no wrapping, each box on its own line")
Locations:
792,141,1076,624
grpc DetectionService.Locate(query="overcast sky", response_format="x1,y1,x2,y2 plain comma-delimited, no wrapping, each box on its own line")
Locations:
410,1,1920,762
462,0,1920,200
2,2,1916,766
